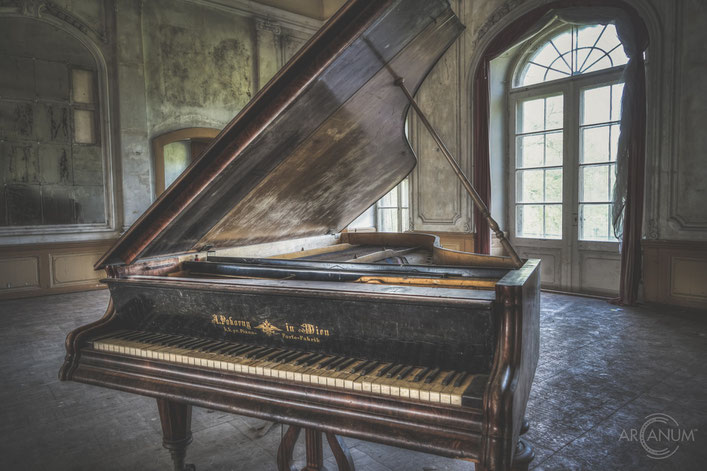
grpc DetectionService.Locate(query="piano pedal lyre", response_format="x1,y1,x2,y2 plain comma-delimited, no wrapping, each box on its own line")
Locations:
277,426,355,471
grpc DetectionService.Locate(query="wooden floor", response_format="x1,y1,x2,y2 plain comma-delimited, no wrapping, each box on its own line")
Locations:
0,290,705,470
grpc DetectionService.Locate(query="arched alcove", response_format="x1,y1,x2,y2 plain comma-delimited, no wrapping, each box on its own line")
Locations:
0,15,113,233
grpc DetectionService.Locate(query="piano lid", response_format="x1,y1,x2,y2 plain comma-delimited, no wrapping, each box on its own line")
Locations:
97,0,464,268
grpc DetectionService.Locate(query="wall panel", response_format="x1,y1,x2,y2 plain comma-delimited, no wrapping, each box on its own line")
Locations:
643,240,707,309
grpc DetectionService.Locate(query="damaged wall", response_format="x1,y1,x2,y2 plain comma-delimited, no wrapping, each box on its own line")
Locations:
117,0,311,227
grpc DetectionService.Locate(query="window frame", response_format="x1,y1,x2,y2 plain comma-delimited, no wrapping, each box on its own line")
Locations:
508,58,625,250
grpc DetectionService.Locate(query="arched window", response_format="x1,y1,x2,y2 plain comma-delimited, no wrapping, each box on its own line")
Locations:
507,21,627,294
516,24,628,86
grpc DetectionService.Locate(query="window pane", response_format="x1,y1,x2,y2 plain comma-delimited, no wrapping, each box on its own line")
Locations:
580,165,610,202
546,95,563,129
517,135,544,168
400,178,409,207
581,125,611,163
163,140,190,189
73,109,95,144
349,205,375,229
520,98,545,133
377,208,398,232
72,69,94,104
517,205,544,238
378,186,397,208
545,204,562,238
580,203,612,241
545,131,563,166
610,124,620,161
401,208,409,232
517,169,544,203
582,85,611,125
611,83,624,120
545,168,562,202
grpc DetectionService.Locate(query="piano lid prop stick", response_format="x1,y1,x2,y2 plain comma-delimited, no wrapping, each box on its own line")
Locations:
394,78,523,269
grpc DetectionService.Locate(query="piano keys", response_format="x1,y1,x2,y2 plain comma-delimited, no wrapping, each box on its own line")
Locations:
59,1,540,470
91,330,478,407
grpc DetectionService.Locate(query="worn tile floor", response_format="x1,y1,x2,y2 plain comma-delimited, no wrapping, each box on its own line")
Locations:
0,290,705,470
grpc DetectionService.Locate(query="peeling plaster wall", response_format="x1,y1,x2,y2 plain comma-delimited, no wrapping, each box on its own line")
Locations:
115,0,311,227
141,1,255,137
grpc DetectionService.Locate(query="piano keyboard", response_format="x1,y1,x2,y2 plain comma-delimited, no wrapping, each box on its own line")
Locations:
92,331,475,407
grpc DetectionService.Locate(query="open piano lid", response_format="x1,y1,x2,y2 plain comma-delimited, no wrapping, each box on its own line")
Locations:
97,0,464,269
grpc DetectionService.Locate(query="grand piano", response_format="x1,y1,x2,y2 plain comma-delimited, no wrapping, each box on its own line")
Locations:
60,1,540,470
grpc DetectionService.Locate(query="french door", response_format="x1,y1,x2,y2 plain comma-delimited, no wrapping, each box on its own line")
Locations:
509,70,623,296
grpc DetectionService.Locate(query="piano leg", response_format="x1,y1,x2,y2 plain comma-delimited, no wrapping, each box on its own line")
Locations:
157,398,195,471
277,425,302,471
303,428,326,471
277,426,355,471
325,433,355,471
511,418,534,471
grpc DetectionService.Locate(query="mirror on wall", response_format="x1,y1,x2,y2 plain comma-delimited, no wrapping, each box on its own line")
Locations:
152,128,220,196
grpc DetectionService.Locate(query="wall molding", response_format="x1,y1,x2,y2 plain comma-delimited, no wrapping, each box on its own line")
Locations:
0,239,115,300
181,0,323,35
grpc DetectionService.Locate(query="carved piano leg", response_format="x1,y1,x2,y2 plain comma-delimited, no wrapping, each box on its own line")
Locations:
325,433,355,471
303,428,327,471
277,425,302,471
157,399,195,471
511,418,534,471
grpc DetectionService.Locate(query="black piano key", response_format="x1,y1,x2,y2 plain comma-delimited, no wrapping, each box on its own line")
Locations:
294,353,316,366
396,365,415,380
412,367,430,383
317,356,340,369
243,346,267,359
376,363,395,377
261,349,287,361
120,331,150,341
386,364,405,378
211,342,240,354
281,351,303,364
204,342,229,353
144,333,171,343
269,350,293,363
453,372,469,388
336,358,358,372
235,345,261,357
442,371,458,387
251,347,277,359
224,344,253,356
303,353,325,366
359,361,379,375
326,357,348,370
181,338,207,350
194,340,220,352
424,368,441,384
350,360,369,374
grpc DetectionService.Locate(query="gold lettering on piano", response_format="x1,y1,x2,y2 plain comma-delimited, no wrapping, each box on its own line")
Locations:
211,314,252,329
211,316,332,342
286,322,331,337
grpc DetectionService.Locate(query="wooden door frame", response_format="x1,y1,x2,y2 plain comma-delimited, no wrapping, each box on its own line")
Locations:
152,127,220,196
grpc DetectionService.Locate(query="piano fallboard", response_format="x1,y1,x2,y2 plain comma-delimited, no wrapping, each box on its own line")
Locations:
105,274,497,373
